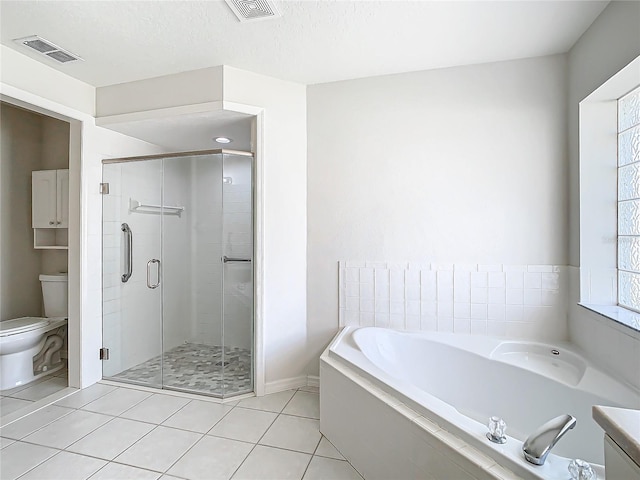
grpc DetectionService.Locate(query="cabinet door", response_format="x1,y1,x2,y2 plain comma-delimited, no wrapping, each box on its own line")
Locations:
56,169,69,228
32,170,57,228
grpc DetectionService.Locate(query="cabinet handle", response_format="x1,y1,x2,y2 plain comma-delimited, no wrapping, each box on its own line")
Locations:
56,221,61,225
49,221,55,225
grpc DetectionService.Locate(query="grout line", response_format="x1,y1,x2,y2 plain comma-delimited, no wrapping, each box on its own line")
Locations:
153,430,206,475
227,390,298,479
299,431,324,480
8,387,323,480
1,405,75,441
14,446,64,480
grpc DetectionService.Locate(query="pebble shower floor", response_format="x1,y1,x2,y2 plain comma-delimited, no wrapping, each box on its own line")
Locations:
113,344,252,396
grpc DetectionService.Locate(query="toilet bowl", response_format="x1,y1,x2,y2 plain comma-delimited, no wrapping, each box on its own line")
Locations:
0,273,68,391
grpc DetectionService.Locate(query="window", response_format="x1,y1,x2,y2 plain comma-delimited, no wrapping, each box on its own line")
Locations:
578,55,640,331
617,87,640,312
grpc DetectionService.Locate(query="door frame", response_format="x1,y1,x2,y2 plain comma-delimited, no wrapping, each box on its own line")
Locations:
0,83,90,390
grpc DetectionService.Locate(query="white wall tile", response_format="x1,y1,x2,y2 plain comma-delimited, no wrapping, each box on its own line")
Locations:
506,289,524,305
506,272,524,289
487,304,505,321
453,303,470,319
487,288,506,304
524,272,542,289
339,262,568,341
488,272,506,288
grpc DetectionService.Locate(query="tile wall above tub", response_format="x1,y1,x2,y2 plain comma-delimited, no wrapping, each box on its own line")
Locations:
338,262,569,341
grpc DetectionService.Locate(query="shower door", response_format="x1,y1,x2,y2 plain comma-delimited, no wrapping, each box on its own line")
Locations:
101,158,164,388
102,151,254,398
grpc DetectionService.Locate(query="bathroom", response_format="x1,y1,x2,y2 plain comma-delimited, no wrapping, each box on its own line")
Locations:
1,1,640,479
0,102,71,409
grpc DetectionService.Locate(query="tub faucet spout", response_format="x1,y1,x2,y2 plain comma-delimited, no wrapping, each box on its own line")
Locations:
523,414,577,466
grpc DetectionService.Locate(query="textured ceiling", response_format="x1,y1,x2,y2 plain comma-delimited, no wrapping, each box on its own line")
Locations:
0,1,608,88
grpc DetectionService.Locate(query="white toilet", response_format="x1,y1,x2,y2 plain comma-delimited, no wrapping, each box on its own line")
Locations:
0,273,68,390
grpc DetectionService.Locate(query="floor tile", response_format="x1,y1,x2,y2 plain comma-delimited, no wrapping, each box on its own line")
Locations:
162,399,233,433
282,391,320,419
259,414,321,454
236,390,296,413
167,435,253,480
67,417,155,460
23,409,112,449
115,425,201,473
208,407,277,443
0,396,32,416
10,376,67,401
20,451,107,480
0,441,58,480
302,456,362,480
0,404,72,439
89,462,161,480
0,437,15,449
315,436,344,460
55,383,116,409
231,445,311,480
120,393,190,424
0,376,49,396
82,387,151,416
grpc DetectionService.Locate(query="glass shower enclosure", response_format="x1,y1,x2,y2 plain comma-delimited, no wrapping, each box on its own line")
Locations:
101,150,253,398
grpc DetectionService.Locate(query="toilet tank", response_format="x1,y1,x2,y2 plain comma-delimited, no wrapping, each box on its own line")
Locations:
39,273,68,318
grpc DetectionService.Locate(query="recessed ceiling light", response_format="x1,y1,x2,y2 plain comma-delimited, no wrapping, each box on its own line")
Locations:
214,137,233,144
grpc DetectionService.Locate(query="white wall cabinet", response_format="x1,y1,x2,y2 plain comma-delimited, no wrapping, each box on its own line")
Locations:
32,169,69,248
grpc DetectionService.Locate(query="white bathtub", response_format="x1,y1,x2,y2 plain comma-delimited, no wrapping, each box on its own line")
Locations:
319,327,640,479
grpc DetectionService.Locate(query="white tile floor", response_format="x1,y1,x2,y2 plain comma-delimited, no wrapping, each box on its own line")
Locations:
0,383,363,480
0,369,68,417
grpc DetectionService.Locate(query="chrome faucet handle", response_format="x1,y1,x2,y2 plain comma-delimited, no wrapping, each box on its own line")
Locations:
486,416,507,444
568,459,595,480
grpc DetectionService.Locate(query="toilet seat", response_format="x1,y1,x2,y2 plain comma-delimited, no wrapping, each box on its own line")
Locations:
0,317,51,337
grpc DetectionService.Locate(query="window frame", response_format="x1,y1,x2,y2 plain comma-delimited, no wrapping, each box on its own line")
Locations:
579,55,640,332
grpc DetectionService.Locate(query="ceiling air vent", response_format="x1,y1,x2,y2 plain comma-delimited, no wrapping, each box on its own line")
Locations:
13,35,83,64
224,0,280,22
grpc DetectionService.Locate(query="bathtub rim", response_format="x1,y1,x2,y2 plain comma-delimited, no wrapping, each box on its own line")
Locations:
323,326,608,480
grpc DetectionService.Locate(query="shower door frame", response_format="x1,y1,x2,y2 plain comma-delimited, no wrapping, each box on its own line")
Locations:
100,148,258,398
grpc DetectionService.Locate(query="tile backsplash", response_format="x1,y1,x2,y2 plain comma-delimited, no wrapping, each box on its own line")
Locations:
339,261,568,340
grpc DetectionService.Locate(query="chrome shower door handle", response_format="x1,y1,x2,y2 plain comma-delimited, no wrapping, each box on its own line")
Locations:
146,259,160,289
121,223,133,283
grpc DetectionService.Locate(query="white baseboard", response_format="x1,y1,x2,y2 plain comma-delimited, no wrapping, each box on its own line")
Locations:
264,375,308,394
264,375,320,395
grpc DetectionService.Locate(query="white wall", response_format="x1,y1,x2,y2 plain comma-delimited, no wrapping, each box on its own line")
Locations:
567,1,640,268
307,55,568,375
566,1,640,390
0,45,95,116
96,66,223,117
41,115,70,276
223,66,308,386
0,104,44,320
